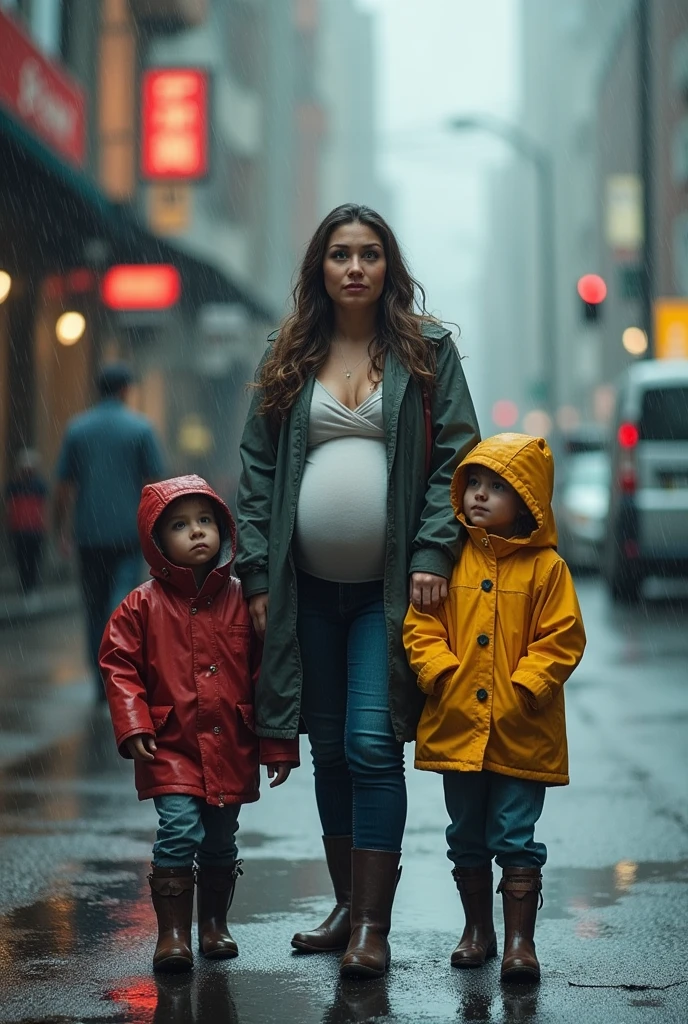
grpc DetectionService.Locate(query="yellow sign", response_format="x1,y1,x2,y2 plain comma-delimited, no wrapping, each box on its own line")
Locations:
654,299,688,359
148,183,191,235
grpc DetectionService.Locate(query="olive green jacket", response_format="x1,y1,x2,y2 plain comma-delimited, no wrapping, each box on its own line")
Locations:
234,322,480,741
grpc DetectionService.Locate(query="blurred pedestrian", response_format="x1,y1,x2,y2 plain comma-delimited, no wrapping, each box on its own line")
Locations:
54,363,165,700
404,433,587,983
235,203,480,978
99,475,299,972
4,447,48,594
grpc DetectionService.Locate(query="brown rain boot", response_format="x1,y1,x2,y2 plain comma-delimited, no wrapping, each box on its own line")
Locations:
291,835,352,953
498,867,543,983
148,865,194,973
196,860,243,959
339,849,401,979
450,865,498,968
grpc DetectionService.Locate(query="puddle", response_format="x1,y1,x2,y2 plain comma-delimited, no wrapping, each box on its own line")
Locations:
542,859,688,921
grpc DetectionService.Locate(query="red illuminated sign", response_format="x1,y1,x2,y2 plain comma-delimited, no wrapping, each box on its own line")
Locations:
101,265,182,310
0,11,86,166
577,274,607,305
140,69,209,180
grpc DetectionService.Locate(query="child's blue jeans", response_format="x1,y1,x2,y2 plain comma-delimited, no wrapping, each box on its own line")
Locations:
443,770,547,868
152,794,241,868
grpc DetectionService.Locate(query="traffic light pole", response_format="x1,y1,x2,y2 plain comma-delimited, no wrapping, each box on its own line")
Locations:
449,116,557,419
638,0,654,356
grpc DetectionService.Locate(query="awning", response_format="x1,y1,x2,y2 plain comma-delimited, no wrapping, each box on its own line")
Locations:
0,106,274,321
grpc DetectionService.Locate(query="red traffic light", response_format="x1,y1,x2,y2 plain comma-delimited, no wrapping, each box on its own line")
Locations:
101,265,181,310
577,274,607,305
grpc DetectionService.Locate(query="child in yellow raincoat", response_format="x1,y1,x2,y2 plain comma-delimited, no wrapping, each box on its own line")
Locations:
403,433,586,984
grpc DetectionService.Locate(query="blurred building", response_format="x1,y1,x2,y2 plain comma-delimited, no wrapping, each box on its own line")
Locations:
0,0,340,585
597,1,688,379
479,0,636,434
317,0,390,218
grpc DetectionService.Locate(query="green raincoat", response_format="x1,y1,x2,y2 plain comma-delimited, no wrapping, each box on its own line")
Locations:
235,322,480,741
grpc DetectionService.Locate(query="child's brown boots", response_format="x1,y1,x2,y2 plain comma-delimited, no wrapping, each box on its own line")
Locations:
497,867,543,982
148,865,194,972
450,865,498,967
196,861,243,959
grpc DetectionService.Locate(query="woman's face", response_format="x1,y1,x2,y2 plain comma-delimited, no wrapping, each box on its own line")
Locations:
322,222,387,311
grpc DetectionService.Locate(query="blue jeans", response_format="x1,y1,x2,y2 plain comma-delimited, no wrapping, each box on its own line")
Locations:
152,794,241,868
443,771,547,868
296,571,406,852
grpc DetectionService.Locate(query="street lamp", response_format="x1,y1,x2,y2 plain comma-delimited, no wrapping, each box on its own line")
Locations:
449,115,557,419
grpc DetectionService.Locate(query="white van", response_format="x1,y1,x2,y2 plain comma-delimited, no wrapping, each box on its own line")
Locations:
604,360,688,601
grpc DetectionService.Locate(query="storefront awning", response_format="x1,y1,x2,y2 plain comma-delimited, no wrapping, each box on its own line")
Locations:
0,106,274,322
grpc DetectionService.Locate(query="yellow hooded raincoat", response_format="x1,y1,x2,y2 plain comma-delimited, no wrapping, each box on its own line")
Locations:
404,433,586,785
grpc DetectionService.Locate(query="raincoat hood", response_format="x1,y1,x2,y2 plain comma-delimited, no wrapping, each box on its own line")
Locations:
137,475,236,597
451,433,557,553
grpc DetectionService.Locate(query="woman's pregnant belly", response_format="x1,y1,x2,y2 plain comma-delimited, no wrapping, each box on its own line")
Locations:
294,435,388,583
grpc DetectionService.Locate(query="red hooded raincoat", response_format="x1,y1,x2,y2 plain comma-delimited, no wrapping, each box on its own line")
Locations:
99,475,299,806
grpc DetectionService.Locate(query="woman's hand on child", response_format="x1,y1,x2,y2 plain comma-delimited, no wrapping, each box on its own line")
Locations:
124,734,157,761
249,593,269,639
409,572,448,613
267,762,292,788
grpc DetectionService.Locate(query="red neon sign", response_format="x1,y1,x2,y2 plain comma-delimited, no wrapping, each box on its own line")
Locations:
0,11,86,166
140,69,209,180
101,265,181,310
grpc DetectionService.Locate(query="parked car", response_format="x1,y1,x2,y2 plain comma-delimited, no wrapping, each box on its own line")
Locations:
558,450,610,571
604,360,688,602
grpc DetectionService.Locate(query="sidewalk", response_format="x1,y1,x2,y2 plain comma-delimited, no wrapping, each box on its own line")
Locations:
0,581,80,627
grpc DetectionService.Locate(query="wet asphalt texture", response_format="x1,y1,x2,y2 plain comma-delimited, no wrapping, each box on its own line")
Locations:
0,577,687,1024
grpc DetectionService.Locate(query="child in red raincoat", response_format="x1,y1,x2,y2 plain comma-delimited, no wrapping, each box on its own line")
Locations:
100,475,299,973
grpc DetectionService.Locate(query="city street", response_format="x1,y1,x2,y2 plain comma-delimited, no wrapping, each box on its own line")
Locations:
0,577,687,1024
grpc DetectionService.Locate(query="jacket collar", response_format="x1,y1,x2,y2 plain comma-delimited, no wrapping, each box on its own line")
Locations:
459,516,535,560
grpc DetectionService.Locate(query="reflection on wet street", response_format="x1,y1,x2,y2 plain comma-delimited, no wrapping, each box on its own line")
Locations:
0,578,687,1023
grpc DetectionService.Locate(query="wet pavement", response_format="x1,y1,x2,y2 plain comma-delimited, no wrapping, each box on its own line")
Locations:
0,578,687,1023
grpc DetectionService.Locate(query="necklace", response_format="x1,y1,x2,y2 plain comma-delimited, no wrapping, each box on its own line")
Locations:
335,341,371,380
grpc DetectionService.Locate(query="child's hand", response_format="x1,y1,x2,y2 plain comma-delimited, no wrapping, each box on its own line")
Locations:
124,734,157,761
434,669,455,694
514,684,536,711
267,762,292,788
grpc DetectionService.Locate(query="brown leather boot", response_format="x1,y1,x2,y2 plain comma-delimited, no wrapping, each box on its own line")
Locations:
291,835,352,953
451,865,498,968
498,867,543,983
339,849,401,979
148,865,194,973
196,860,243,959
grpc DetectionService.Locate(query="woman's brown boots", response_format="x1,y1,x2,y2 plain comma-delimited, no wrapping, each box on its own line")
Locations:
149,861,243,972
450,865,498,967
291,835,352,952
339,849,402,979
497,867,543,982
291,840,401,978
451,865,543,982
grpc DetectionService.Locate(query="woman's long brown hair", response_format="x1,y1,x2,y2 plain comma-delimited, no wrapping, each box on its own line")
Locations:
253,204,443,420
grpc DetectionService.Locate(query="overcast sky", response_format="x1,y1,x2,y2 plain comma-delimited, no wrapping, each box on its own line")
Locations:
357,0,520,422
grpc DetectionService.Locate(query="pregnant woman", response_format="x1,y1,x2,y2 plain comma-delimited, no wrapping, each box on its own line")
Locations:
235,204,480,978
